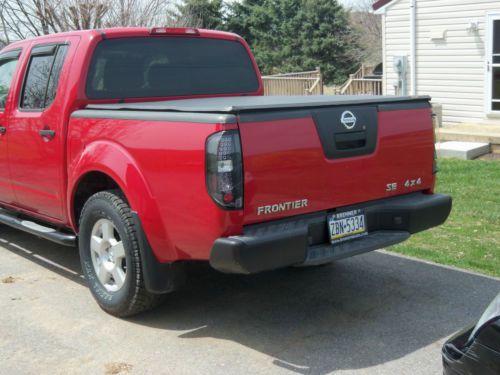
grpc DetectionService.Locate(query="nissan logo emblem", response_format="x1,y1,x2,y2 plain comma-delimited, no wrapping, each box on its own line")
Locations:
341,111,357,129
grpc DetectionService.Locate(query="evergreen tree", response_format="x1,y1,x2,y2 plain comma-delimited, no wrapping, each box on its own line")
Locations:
225,0,360,84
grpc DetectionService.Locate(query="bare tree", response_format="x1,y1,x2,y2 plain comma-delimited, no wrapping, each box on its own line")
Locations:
66,1,109,30
0,0,181,44
349,0,382,64
105,0,174,28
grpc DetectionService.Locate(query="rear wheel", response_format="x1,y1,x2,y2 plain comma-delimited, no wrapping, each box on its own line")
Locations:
79,190,165,317
89,218,127,293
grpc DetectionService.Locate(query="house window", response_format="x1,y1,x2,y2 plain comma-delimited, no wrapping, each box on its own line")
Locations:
494,20,500,55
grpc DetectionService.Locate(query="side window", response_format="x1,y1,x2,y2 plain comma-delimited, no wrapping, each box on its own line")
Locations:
0,50,21,111
45,45,69,107
21,44,68,110
21,53,55,109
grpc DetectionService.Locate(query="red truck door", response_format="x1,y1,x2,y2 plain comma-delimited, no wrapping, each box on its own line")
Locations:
0,49,22,206
7,42,71,221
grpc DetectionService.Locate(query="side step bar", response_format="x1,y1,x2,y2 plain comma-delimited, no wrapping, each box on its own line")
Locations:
0,209,76,247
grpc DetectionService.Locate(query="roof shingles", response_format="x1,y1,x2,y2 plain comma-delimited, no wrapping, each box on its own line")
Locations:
373,0,394,11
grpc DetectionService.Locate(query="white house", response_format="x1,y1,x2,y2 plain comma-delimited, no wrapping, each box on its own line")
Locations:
373,0,500,126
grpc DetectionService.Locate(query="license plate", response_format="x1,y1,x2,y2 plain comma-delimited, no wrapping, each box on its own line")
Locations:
328,209,367,244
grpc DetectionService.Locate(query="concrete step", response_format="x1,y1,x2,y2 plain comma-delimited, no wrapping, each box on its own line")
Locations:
437,129,500,145
436,141,491,160
436,123,500,147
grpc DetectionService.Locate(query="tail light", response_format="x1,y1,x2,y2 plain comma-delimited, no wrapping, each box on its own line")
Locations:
150,27,199,35
206,130,243,209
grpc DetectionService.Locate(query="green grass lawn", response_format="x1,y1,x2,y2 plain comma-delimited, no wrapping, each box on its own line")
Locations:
390,158,500,277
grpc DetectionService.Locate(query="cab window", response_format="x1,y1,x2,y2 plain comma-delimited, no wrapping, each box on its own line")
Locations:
0,50,21,111
21,44,68,110
86,37,259,99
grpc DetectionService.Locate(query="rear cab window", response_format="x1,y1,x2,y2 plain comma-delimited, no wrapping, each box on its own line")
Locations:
21,44,69,110
86,37,260,100
0,50,22,111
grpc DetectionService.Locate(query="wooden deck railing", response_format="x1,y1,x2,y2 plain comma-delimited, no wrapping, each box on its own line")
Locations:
261,65,382,96
340,78,383,95
262,68,323,96
337,65,383,96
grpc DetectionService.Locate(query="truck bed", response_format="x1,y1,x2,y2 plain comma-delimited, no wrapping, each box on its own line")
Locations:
81,94,436,227
85,95,432,113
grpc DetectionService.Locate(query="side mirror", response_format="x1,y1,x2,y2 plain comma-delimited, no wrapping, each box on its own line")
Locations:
468,292,500,347
476,318,500,352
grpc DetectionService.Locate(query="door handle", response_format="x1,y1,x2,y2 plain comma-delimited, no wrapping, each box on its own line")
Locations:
0,126,6,135
39,129,56,138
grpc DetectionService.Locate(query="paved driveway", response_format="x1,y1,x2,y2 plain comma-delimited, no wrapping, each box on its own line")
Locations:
1,224,499,375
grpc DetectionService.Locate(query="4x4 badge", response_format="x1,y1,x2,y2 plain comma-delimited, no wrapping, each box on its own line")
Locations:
341,111,357,129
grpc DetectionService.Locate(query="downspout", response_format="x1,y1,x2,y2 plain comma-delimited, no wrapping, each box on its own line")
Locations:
410,0,417,95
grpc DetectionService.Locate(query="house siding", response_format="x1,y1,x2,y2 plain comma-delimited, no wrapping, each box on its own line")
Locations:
382,0,500,125
383,0,412,96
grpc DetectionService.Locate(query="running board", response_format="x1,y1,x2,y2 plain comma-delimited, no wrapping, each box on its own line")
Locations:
0,209,76,247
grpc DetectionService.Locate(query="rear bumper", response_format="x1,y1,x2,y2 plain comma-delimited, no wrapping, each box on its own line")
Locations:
209,192,452,274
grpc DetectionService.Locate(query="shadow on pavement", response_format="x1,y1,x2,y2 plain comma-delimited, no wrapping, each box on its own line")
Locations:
0,225,85,286
1,224,499,374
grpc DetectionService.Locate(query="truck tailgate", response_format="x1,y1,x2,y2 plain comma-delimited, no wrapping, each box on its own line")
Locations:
238,101,435,224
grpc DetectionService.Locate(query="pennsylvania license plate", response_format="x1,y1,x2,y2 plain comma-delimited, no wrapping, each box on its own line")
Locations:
328,209,367,244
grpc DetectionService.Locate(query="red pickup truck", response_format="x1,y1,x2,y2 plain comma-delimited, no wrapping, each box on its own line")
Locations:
0,27,451,316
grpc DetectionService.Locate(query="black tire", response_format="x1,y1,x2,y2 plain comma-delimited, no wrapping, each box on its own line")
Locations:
292,261,333,268
79,190,165,317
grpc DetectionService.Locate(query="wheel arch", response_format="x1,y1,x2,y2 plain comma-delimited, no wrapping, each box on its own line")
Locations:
67,141,172,260
72,171,121,227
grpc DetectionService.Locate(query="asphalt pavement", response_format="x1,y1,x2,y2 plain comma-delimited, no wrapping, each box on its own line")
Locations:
1,224,499,375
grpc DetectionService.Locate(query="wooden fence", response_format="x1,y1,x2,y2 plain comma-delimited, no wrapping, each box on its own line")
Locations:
262,68,323,96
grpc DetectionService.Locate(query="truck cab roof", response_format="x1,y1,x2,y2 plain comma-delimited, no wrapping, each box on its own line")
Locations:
3,27,242,51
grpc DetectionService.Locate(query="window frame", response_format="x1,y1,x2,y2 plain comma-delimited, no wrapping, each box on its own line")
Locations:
492,20,500,111
486,13,500,116
44,44,69,109
19,43,68,113
0,49,22,113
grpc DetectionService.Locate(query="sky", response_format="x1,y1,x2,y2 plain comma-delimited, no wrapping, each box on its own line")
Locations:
338,0,370,8
225,0,370,7
224,0,371,7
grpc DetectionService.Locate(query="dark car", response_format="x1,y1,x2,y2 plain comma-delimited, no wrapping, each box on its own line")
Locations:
442,292,500,375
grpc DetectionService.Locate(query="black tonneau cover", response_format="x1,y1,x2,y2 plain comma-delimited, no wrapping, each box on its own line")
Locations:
85,95,431,114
